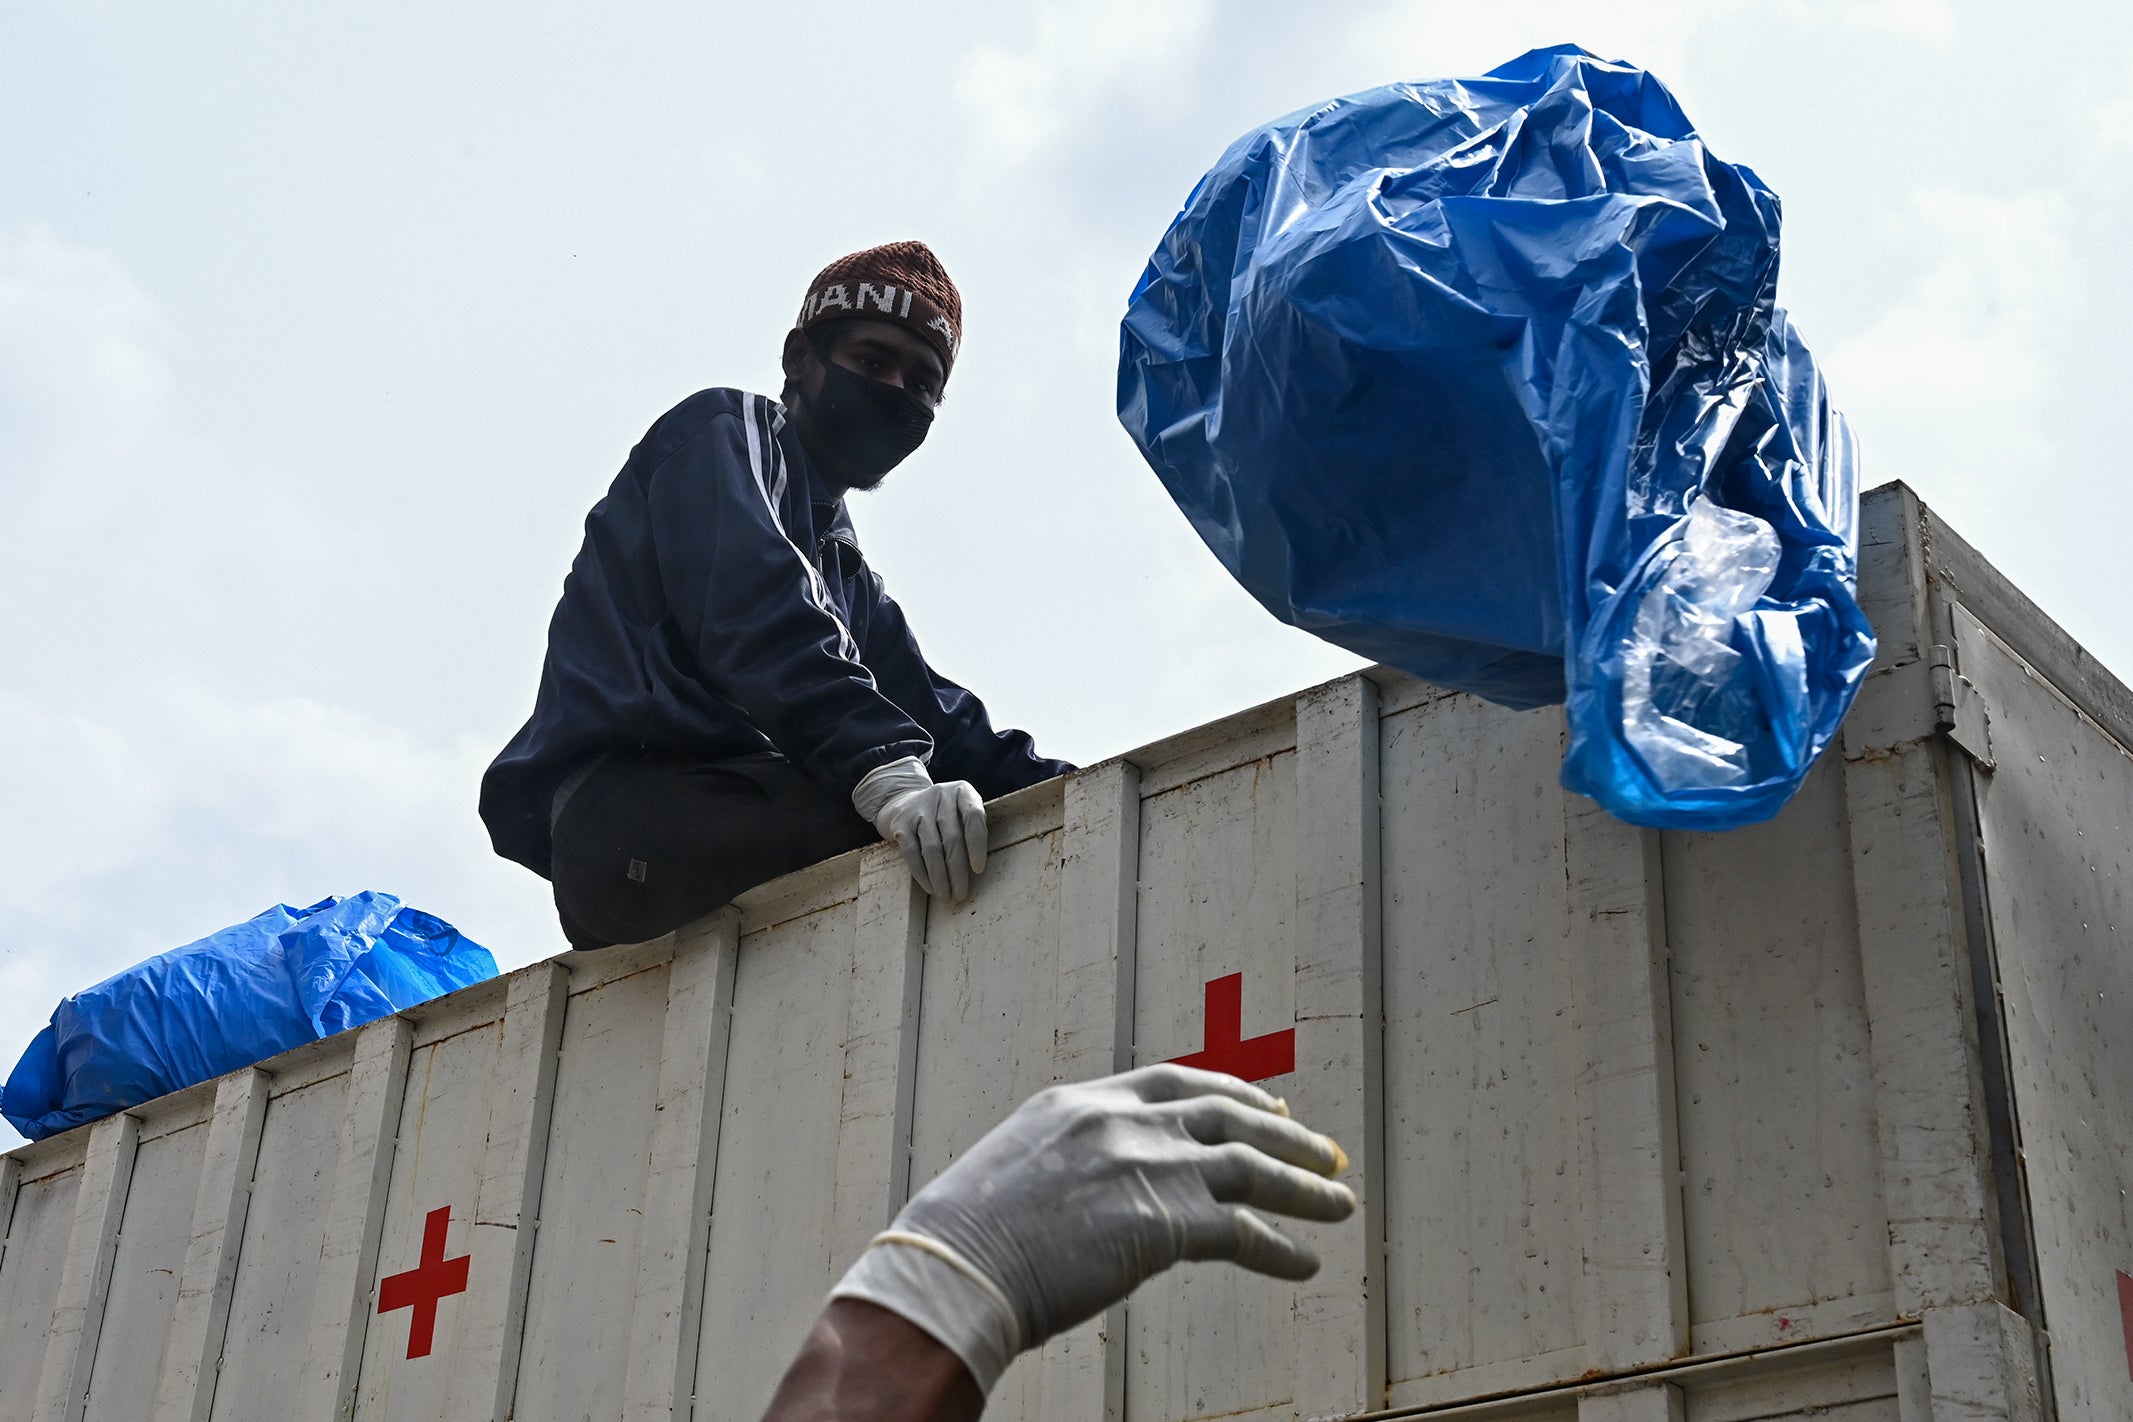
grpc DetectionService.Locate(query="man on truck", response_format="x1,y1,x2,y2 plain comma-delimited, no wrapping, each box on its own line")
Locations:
481,242,1072,948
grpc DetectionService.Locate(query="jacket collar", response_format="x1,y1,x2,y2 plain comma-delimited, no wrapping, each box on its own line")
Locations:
817,502,863,577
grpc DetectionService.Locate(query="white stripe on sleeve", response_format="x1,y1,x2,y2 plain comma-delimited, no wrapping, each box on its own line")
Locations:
740,394,864,665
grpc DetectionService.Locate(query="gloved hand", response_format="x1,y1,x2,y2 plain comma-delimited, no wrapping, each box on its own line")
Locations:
852,757,988,902
830,1064,1355,1393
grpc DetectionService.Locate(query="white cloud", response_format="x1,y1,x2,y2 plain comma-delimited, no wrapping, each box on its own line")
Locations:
1821,187,2070,413
1779,0,1955,48
0,682,559,967
2080,61,2133,151
0,227,342,703
957,0,1216,165
0,226,174,523
1333,0,1953,109
1337,0,1748,90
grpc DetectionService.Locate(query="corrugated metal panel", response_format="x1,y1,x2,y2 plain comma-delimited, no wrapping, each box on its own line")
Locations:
907,807,1075,1420
213,1071,351,1420
1954,601,2133,1422
1664,756,1893,1353
696,885,864,1418
2,482,2116,1422
82,1113,208,1422
1380,686,1583,1397
1128,749,1300,1422
516,962,671,1418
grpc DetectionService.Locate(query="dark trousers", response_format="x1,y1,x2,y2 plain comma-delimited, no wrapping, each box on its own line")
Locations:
549,752,877,949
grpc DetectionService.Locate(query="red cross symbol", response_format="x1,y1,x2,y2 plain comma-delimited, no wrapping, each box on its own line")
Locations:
2118,1269,2133,1381
1166,973,1295,1083
378,1206,471,1359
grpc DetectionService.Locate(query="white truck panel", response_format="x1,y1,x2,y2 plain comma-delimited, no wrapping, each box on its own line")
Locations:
0,482,2119,1422
1127,751,1300,1422
1664,757,1894,1350
209,1072,348,1422
907,821,1066,1186
907,822,1067,1422
84,1109,210,1422
1379,686,1586,1396
696,890,861,1420
515,961,670,1421
1958,607,2133,1422
347,1018,496,1422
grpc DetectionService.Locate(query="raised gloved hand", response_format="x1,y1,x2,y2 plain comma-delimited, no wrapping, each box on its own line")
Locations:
852,757,988,901
830,1064,1355,1394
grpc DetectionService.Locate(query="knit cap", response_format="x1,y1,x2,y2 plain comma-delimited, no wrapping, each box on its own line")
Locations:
795,241,962,373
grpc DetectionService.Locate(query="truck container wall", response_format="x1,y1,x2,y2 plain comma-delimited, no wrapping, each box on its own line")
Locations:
2,482,2125,1421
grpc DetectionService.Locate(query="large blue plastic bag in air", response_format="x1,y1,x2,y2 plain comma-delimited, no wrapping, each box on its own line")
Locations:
1117,45,1875,829
2,893,496,1141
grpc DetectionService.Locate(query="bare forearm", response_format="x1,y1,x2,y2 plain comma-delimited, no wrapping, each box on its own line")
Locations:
759,1299,985,1422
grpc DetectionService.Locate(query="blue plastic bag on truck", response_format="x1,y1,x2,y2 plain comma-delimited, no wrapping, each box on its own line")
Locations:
2,893,496,1141
1118,45,1876,829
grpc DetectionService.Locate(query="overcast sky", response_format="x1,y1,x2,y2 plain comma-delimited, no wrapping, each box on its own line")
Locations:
4,0,2128,1147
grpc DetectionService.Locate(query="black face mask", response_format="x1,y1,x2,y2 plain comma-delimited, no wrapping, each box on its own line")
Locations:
804,360,935,489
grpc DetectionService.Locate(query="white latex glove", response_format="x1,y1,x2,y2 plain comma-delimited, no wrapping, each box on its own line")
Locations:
830,1064,1355,1393
852,757,988,902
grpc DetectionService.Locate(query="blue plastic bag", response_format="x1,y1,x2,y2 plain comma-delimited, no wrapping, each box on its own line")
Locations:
1118,45,1875,829
3,893,496,1141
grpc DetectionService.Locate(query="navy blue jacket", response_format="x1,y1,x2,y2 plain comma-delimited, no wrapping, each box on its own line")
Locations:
481,388,1072,877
